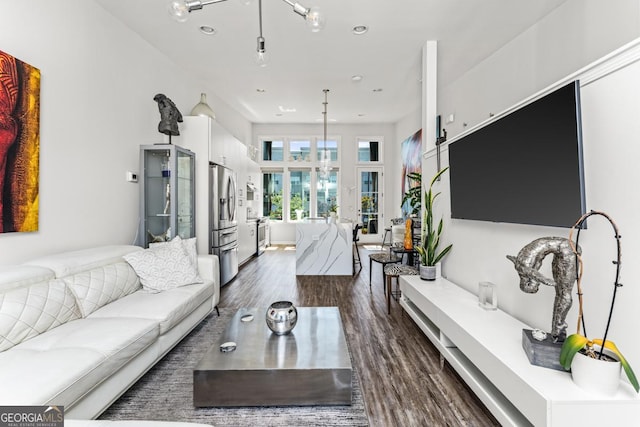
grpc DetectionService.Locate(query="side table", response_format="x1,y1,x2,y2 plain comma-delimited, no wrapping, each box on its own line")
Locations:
391,246,417,265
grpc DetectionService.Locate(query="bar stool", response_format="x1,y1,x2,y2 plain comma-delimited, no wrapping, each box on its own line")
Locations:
368,252,401,290
384,263,418,314
381,227,392,248
352,224,362,275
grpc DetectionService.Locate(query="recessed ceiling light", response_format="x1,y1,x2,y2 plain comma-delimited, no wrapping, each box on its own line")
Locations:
351,75,363,82
199,25,216,35
352,25,368,35
373,88,383,92
278,106,297,113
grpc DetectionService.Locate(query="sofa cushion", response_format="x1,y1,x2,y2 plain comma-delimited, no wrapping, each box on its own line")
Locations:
88,281,214,335
24,245,143,278
0,265,55,292
0,279,82,352
63,262,141,317
0,317,159,406
124,237,202,292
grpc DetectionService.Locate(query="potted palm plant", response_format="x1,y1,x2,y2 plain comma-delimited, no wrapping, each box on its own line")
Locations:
414,167,452,280
559,210,639,395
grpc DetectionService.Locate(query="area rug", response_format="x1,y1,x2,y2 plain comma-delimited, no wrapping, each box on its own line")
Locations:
100,309,369,427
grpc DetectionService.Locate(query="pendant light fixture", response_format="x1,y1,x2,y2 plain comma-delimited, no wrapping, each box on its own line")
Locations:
255,0,268,67
319,89,332,183
168,0,326,66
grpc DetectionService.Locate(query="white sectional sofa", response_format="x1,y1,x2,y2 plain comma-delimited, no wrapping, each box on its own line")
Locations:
0,241,219,421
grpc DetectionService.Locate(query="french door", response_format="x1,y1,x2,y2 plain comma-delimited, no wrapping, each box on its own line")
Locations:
357,167,383,238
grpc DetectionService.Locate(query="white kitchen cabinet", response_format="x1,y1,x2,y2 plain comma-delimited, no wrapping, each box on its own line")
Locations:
171,117,213,255
238,220,257,265
175,115,258,262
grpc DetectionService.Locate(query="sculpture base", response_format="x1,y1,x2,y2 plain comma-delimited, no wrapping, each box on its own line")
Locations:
521,329,564,371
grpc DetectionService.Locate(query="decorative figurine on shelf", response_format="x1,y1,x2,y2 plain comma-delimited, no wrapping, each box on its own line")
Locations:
507,236,580,371
153,93,183,140
507,237,580,342
147,229,168,243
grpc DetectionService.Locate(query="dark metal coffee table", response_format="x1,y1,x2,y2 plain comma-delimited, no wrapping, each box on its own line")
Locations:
193,306,352,407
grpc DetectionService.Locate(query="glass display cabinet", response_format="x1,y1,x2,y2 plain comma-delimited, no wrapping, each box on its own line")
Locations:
138,144,195,248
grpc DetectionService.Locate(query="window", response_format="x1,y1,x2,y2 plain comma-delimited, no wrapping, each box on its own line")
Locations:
289,170,311,220
316,170,338,217
260,136,341,222
262,140,284,161
263,172,283,220
357,138,381,162
289,140,311,161
316,139,338,162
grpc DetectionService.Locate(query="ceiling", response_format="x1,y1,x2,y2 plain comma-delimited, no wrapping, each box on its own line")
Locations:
94,0,568,125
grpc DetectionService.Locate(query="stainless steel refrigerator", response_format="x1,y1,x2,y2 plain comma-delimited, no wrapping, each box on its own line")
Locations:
209,162,238,286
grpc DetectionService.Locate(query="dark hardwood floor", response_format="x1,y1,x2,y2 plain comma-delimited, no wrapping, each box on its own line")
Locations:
220,246,500,427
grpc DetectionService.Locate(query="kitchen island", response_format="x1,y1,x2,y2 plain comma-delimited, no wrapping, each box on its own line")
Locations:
296,221,352,275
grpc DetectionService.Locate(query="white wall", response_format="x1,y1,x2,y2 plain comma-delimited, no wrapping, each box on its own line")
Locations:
431,1,640,370
439,0,640,137
0,0,251,264
252,122,396,244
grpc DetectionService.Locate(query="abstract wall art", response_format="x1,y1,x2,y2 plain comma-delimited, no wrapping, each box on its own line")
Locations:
0,49,40,233
400,128,422,217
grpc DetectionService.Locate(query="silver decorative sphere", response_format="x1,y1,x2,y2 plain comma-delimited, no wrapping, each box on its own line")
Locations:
266,301,298,335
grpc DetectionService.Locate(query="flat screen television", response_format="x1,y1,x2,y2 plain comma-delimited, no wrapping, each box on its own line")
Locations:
448,80,586,228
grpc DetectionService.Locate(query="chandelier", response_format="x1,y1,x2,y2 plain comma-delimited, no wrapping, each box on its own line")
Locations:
168,0,326,67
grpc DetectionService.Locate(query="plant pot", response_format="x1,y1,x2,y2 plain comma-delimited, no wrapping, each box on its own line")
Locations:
420,265,437,281
419,263,441,281
570,345,621,396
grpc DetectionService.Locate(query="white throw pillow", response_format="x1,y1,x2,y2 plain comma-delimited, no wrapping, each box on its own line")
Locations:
0,279,82,352
150,236,198,270
125,237,202,292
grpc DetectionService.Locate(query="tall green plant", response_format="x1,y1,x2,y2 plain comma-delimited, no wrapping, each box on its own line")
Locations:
415,167,452,267
401,172,422,216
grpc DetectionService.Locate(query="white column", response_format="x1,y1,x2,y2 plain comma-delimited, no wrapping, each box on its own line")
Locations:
421,41,438,155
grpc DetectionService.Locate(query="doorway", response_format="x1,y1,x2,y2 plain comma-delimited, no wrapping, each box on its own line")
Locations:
357,167,383,240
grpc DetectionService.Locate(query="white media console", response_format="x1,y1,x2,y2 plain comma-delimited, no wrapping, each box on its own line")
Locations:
399,275,640,426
